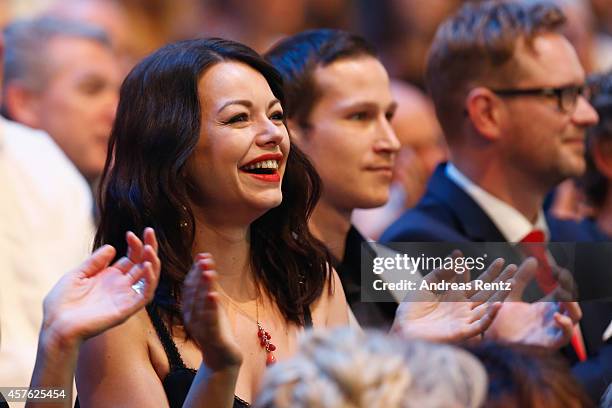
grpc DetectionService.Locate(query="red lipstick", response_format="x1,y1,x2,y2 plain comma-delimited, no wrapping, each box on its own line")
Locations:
248,173,281,182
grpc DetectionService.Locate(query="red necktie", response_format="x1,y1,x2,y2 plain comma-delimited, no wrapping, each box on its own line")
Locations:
520,229,587,362
520,230,557,293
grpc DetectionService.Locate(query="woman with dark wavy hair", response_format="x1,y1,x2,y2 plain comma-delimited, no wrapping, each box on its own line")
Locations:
76,38,349,407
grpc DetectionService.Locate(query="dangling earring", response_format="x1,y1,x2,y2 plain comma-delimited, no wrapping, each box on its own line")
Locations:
179,205,189,229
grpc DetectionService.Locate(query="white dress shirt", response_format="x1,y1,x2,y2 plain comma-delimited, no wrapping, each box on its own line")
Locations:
0,117,95,390
446,163,549,242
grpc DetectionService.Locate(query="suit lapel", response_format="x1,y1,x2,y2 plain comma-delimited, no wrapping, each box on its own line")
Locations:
426,163,506,242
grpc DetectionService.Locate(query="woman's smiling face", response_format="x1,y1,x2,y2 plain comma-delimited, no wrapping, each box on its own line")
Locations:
186,61,290,222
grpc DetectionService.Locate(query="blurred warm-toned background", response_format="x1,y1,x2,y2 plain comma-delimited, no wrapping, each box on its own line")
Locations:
3,0,610,80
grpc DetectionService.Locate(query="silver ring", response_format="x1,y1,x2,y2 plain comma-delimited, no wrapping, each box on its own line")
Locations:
131,278,146,295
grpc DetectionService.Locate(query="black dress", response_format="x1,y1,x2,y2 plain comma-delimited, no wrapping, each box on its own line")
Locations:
147,304,313,408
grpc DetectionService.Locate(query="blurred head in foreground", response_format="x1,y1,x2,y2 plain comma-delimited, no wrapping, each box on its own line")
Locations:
255,328,488,408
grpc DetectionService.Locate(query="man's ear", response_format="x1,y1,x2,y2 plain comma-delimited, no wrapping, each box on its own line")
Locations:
3,82,42,128
465,87,504,141
592,138,612,180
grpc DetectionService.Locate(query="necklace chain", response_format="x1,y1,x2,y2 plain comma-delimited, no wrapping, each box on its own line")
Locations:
217,287,260,324
217,286,277,365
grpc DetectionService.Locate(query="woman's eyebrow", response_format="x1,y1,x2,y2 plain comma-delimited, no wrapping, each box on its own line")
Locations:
217,99,252,113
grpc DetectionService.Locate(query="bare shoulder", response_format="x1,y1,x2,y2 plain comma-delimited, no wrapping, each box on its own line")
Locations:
76,308,169,407
310,266,349,328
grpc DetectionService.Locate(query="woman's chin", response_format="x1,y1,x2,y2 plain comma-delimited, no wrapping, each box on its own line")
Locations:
246,192,283,214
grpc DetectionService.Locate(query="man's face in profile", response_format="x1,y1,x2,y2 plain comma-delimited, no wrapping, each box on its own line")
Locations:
496,33,598,187
296,55,400,211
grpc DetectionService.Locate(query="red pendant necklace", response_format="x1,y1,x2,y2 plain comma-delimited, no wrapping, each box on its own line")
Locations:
257,322,277,365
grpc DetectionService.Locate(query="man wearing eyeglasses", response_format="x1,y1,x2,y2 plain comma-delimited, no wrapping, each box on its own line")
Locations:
381,0,611,401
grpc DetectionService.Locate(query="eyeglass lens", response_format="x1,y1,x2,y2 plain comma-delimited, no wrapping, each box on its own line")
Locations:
561,86,590,112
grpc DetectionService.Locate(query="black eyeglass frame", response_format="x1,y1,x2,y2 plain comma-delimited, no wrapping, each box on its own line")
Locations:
491,84,591,113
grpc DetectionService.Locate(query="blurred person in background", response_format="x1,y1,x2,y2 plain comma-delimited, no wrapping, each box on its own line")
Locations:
540,0,612,74
116,0,208,63
505,0,612,79
357,0,462,88
582,71,612,239
590,0,612,36
352,80,447,239
0,15,95,395
554,0,600,73
1,17,121,186
304,0,354,31
45,0,136,76
200,0,309,53
0,0,9,27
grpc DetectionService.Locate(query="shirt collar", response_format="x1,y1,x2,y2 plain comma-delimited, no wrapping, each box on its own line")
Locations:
446,162,549,242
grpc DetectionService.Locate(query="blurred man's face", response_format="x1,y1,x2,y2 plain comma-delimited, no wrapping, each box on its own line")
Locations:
498,33,598,188
390,82,446,176
295,56,400,212
33,36,120,181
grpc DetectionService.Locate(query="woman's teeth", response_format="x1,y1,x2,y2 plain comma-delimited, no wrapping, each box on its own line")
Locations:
242,160,279,171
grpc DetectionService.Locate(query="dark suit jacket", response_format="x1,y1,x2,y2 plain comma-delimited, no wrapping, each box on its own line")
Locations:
335,226,397,330
381,163,612,401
